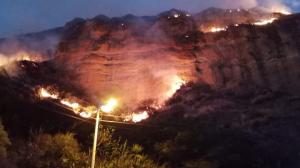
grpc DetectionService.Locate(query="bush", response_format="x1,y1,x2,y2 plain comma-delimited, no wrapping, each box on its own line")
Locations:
0,119,11,158
95,128,165,168
13,133,88,168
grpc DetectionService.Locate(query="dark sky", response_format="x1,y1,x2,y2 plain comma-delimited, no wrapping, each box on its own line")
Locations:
0,0,299,38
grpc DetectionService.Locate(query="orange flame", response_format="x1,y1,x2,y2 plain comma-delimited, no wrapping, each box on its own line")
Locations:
210,27,227,33
37,87,150,122
125,111,149,123
269,4,292,15
254,17,277,26
60,99,81,113
79,111,92,118
38,88,59,99
165,75,186,98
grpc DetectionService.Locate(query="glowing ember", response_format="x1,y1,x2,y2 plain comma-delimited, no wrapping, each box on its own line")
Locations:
254,17,277,26
210,27,227,33
79,111,92,118
101,98,118,113
60,99,80,113
131,111,149,123
38,88,59,99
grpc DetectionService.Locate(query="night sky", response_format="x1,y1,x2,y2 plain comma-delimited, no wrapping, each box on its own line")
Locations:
0,0,299,38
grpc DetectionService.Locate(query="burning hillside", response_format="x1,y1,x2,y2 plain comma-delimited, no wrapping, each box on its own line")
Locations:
2,4,300,168
36,86,155,123
0,7,299,123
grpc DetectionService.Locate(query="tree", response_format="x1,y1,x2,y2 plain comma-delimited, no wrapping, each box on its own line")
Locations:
94,128,165,168
13,133,88,168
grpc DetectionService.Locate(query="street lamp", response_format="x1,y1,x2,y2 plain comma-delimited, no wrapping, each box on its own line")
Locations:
91,98,118,168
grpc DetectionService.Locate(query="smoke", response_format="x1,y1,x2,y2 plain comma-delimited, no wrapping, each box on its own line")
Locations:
54,16,198,110
56,0,293,110
164,0,293,14
212,0,258,9
257,0,292,13
0,33,61,76
0,34,60,57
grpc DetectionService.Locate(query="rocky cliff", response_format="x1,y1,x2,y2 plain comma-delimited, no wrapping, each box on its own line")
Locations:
1,8,299,109
196,13,300,93
49,9,300,108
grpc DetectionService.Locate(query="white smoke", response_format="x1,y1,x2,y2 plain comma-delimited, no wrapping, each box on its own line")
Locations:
170,0,293,13
257,0,291,13
0,33,61,76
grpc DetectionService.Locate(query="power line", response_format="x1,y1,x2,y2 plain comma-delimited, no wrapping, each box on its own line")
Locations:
7,77,165,128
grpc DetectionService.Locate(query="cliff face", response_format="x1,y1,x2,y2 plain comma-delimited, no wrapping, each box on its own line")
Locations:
54,11,199,106
197,14,300,93
194,7,277,32
51,9,300,107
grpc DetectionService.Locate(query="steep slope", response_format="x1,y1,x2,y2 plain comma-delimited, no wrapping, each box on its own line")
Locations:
194,7,281,32
197,14,300,93
51,9,300,109
54,11,199,107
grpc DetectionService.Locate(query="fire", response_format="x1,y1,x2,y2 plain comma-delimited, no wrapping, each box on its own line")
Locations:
60,99,81,113
125,111,149,123
209,27,227,33
174,14,180,18
80,111,92,118
166,75,186,98
269,4,292,15
254,17,277,26
18,54,32,61
38,88,59,99
37,87,87,115
36,87,152,122
132,111,149,123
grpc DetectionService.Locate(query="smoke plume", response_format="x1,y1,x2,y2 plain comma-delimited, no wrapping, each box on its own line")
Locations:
0,33,61,76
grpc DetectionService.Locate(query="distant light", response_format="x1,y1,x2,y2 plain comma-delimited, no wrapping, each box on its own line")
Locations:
100,98,118,113
174,14,180,18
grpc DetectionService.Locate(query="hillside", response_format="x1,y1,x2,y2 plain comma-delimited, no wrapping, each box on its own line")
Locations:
0,7,300,168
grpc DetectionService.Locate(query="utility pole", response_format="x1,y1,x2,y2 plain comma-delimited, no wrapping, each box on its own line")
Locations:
91,98,117,168
91,108,101,168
